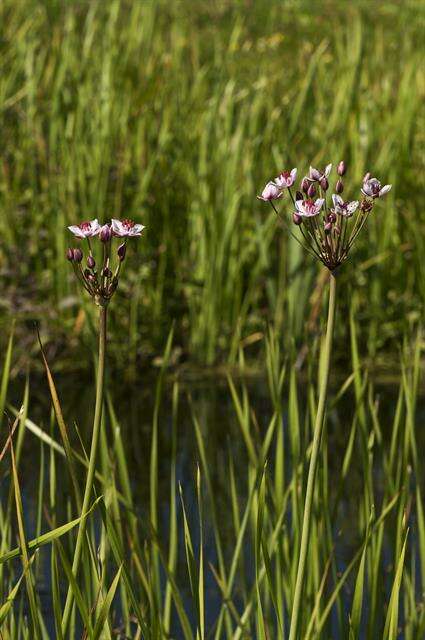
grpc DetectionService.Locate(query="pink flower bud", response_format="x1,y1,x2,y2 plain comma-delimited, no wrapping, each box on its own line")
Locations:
66,248,75,262
73,248,83,263
337,161,346,176
301,177,310,193
324,222,332,234
327,212,337,223
293,212,303,225
117,243,127,261
320,177,329,191
99,224,112,243
307,183,316,198
336,179,344,194
87,255,95,269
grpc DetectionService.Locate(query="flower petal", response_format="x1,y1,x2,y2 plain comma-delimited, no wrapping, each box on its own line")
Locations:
89,219,101,235
111,219,126,236
68,225,85,238
309,166,321,181
131,224,145,236
332,194,342,208
379,184,392,196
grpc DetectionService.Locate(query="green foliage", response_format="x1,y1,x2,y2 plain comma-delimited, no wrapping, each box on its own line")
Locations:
0,0,423,365
0,322,422,638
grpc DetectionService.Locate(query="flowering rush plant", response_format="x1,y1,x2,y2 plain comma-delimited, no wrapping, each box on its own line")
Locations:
67,218,145,305
258,162,391,270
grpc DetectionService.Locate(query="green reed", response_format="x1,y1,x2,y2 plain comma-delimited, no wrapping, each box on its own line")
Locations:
0,0,423,365
0,320,423,638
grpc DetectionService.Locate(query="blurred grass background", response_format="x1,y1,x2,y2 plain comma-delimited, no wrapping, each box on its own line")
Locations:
0,0,423,371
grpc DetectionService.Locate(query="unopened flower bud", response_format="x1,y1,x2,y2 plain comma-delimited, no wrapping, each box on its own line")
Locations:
307,183,316,198
320,177,329,191
337,161,346,176
66,248,75,262
87,273,96,283
324,222,332,234
327,212,337,223
293,212,303,225
336,179,344,194
87,255,95,269
73,248,83,263
301,177,309,193
102,267,113,278
117,243,127,261
99,224,112,243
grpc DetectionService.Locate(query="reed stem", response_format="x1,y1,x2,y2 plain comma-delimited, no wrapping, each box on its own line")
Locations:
289,270,337,640
61,304,107,635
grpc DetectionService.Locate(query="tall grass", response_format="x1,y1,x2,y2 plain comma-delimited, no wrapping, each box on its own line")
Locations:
0,0,423,365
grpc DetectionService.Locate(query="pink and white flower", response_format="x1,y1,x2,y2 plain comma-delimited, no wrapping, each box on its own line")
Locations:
361,176,392,198
257,181,283,201
332,194,359,217
308,163,332,182
68,219,101,239
295,198,325,217
111,218,145,237
275,168,297,188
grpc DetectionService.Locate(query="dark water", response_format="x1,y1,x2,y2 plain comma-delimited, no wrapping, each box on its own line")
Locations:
3,370,425,638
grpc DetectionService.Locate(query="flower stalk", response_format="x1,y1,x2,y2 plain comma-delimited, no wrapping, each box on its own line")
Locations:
62,216,145,634
289,270,337,640
257,160,391,638
61,304,107,634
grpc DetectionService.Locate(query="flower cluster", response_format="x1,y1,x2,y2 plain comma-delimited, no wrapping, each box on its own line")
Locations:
66,218,145,305
258,162,391,270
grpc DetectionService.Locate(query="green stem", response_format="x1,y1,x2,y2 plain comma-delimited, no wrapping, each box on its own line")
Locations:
289,270,337,640
61,304,107,635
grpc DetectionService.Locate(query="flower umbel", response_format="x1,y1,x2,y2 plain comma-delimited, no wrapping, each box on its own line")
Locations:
67,216,144,305
258,161,391,270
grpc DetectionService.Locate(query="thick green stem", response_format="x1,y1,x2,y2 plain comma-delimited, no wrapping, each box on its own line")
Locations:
61,305,107,635
289,271,337,640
